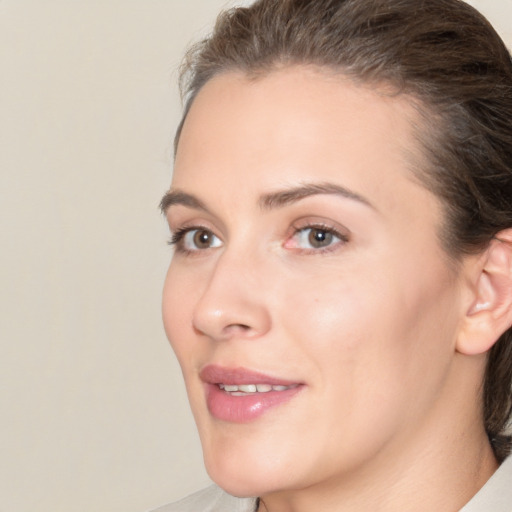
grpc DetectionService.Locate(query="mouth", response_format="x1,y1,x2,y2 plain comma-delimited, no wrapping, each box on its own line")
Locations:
200,365,304,423
218,383,299,395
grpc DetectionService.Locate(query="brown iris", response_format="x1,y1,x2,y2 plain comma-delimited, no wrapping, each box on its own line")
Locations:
193,229,214,249
308,228,333,248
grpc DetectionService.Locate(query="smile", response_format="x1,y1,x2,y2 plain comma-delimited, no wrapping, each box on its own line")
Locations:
218,383,298,395
201,365,303,422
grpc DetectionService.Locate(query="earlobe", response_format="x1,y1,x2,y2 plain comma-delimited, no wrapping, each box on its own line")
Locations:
457,229,512,356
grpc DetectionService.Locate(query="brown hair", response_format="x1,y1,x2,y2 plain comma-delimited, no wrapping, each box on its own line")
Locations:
175,0,512,460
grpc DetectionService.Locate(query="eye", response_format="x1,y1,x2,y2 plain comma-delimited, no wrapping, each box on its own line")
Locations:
170,227,223,253
299,227,335,248
285,224,348,252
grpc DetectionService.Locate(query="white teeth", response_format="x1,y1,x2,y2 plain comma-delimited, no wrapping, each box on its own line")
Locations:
238,384,257,393
218,383,293,394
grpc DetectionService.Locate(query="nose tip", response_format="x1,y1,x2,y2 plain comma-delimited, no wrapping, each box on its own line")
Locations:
193,299,271,341
192,266,272,342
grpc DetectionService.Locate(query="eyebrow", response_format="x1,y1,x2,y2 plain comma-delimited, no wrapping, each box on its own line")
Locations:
160,182,374,215
160,190,208,214
259,182,374,210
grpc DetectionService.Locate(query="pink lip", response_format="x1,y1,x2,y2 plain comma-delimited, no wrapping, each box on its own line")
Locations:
200,365,303,423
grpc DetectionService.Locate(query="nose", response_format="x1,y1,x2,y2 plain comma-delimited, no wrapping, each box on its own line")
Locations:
192,250,272,342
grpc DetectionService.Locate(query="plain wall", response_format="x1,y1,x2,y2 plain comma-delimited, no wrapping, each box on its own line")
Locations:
0,1,510,511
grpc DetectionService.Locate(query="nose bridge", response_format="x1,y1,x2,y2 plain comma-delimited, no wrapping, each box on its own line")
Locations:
192,242,272,341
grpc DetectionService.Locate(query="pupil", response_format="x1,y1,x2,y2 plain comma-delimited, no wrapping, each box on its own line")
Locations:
194,230,211,248
309,229,332,248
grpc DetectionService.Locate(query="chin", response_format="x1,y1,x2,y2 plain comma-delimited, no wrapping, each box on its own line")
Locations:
202,442,295,498
207,468,284,499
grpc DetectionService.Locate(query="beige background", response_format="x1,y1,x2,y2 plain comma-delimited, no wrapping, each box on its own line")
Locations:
0,1,510,511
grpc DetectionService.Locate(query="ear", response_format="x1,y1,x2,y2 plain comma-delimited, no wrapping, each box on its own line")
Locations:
457,229,512,356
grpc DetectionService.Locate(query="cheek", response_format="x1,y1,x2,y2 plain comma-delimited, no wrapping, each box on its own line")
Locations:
264,274,410,473
281,259,460,415
162,264,210,420
281,269,386,358
162,264,198,361
279,272,388,415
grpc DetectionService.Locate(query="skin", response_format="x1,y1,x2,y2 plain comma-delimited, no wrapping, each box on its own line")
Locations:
162,67,498,512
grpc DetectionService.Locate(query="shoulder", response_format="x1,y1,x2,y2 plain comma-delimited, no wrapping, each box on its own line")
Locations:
460,455,512,512
149,485,257,512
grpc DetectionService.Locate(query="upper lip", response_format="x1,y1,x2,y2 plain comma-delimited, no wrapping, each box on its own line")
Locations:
200,364,300,386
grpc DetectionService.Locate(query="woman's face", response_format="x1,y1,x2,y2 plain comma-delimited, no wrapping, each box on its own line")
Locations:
162,68,470,497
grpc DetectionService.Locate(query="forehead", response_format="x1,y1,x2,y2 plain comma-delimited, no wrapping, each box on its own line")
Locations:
174,67,425,187
172,67,440,227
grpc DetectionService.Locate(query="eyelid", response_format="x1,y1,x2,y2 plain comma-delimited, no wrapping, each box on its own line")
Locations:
284,218,350,253
167,216,218,238
168,224,223,255
290,217,350,238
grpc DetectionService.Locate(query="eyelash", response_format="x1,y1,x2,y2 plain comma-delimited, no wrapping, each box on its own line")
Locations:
168,223,349,255
167,226,218,256
168,227,194,246
287,222,349,254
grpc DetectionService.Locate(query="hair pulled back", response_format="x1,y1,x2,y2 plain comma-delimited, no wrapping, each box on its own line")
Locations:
176,0,512,460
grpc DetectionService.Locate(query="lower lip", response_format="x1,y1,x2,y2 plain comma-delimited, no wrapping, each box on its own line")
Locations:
205,384,303,423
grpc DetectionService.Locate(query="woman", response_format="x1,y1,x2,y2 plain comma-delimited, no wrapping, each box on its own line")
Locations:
155,0,512,510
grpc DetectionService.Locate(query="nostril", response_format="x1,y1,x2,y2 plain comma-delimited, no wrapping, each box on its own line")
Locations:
225,323,251,332
218,323,256,339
